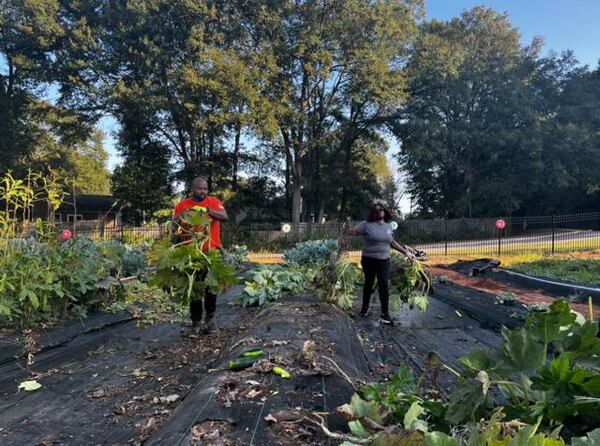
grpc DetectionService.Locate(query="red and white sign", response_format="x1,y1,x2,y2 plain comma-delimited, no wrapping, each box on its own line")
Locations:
495,219,506,230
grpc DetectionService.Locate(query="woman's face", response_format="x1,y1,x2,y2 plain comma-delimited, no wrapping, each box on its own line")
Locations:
374,205,386,220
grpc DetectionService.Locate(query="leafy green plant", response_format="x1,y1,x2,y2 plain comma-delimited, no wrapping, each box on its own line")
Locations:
101,280,186,326
98,240,148,278
454,300,600,436
0,237,122,327
333,301,600,446
311,253,360,310
389,254,432,313
222,244,249,269
147,207,237,306
283,239,338,266
495,291,517,306
238,265,307,307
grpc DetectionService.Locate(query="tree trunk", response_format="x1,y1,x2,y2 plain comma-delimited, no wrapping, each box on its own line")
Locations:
232,122,241,191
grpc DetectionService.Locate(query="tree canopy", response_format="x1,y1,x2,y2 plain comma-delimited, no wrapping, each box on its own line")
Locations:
1,1,598,221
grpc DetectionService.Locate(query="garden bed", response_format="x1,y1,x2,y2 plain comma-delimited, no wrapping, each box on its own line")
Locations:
0,271,517,445
432,260,600,318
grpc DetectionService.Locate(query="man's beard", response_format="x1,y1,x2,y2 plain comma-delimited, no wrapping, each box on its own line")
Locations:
193,193,206,201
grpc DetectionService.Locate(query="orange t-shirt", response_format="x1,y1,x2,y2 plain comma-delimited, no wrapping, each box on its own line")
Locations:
173,196,224,250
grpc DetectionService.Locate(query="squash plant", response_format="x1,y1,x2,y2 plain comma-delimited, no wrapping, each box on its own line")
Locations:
335,301,600,446
238,265,307,307
389,253,432,313
452,300,600,436
147,207,237,306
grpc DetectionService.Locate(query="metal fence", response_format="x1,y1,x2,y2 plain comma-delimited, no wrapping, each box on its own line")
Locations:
57,211,600,259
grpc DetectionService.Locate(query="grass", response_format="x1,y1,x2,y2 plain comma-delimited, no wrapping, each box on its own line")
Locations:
509,258,600,287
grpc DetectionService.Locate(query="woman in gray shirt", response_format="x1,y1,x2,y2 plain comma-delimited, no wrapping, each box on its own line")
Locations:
347,201,414,325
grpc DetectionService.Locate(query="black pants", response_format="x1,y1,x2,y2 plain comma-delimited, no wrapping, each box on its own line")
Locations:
190,271,217,322
361,256,391,317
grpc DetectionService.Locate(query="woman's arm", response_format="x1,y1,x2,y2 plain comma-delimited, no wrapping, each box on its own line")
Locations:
345,226,358,235
392,240,416,259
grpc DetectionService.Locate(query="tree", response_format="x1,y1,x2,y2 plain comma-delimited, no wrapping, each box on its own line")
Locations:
70,131,111,195
393,7,549,217
0,0,100,177
96,0,271,190
238,0,422,223
111,103,173,223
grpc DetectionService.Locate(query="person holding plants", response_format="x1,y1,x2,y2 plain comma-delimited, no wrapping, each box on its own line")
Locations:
347,201,416,326
173,177,228,334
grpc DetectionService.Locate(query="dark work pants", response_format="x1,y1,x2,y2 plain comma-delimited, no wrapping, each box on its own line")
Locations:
190,271,217,322
361,256,391,317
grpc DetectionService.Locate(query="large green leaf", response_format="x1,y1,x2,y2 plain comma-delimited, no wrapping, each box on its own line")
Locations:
571,428,600,446
349,420,370,438
404,401,425,431
350,393,385,425
526,300,576,347
424,432,459,446
459,349,498,374
556,321,600,365
446,372,490,424
500,327,546,373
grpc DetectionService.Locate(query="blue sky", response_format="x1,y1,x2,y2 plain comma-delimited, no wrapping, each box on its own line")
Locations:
426,0,600,67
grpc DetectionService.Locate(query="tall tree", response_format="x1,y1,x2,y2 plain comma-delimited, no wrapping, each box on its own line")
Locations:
0,0,100,176
239,0,422,223
393,7,548,217
111,101,173,223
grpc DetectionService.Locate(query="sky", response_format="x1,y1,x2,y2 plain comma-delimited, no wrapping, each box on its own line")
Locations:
426,0,600,68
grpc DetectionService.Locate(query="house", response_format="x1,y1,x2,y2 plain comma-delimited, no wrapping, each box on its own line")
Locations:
34,195,121,228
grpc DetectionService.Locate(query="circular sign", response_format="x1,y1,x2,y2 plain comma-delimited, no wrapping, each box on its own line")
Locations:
61,229,73,241
389,221,398,231
495,219,506,230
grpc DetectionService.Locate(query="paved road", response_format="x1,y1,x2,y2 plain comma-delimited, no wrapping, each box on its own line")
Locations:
415,229,600,254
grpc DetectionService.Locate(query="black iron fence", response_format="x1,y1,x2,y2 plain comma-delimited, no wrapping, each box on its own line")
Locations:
53,211,600,259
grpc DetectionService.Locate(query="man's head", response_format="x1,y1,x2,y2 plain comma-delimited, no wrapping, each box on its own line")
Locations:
192,177,209,201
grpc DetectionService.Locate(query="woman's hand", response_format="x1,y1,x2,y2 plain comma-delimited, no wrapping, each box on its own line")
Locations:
344,226,358,236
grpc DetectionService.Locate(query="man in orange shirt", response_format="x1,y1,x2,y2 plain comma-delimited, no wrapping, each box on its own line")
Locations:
173,177,228,334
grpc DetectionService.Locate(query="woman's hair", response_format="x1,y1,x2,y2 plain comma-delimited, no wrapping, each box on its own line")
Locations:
366,202,393,223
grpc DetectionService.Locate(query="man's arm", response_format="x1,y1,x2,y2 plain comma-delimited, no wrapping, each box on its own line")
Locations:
207,198,228,221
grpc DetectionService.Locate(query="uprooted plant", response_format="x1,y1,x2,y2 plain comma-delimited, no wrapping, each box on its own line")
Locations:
311,248,361,310
389,253,433,313
147,207,237,307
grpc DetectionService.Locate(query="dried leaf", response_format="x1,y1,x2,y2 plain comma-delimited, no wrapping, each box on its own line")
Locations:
246,389,262,399
159,394,180,404
90,389,106,398
264,414,278,423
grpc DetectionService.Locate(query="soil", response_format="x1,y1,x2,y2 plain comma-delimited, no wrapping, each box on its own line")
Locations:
431,263,600,318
